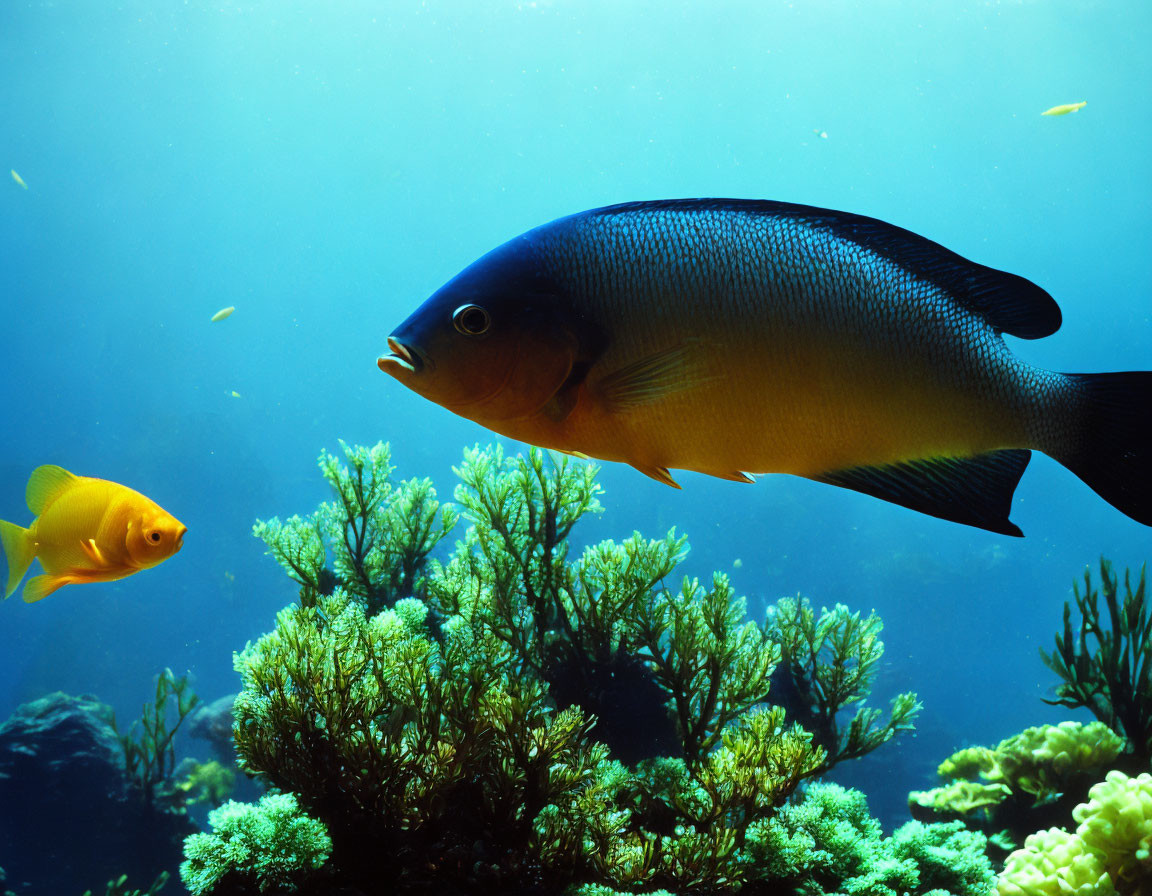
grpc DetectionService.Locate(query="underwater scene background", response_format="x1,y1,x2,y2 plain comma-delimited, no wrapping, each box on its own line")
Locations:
1,1,1150,894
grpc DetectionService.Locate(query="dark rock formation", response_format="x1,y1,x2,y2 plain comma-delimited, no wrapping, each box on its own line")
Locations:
0,692,193,894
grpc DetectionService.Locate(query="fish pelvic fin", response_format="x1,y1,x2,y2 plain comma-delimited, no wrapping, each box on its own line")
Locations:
22,574,68,604
1054,372,1152,528
0,519,36,600
26,464,80,515
632,463,682,489
814,450,1031,536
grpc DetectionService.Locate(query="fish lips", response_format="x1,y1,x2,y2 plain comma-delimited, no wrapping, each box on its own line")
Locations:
175,525,187,551
378,336,429,376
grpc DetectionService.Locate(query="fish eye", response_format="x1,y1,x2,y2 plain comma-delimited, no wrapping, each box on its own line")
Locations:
452,304,490,336
149,531,161,543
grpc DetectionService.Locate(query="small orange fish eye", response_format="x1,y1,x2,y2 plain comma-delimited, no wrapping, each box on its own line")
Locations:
149,531,161,543
452,304,490,336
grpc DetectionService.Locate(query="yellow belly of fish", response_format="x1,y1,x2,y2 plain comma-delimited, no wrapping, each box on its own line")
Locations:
554,341,1026,478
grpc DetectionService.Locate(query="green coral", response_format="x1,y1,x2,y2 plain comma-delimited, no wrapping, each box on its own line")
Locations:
221,442,918,894
177,760,237,808
1041,559,1152,765
179,793,331,895
744,782,995,896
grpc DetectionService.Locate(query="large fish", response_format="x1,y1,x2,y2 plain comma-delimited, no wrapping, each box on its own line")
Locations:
379,199,1151,536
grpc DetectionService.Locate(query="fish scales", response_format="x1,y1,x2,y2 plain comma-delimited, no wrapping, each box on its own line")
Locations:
529,205,1038,473
380,199,1152,534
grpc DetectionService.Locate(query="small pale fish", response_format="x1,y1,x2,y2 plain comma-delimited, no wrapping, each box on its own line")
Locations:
733,558,743,569
1041,101,1087,116
380,199,1152,536
230,391,242,398
0,465,186,603
10,170,27,189
210,306,235,322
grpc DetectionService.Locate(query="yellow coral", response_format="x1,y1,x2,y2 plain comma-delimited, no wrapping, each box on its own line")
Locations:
911,779,1010,815
990,722,1124,799
938,746,997,781
997,828,1113,896
1073,770,1152,890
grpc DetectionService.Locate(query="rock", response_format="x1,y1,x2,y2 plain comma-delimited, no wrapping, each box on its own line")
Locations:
0,692,193,894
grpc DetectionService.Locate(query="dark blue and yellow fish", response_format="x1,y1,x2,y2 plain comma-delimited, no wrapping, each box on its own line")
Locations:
379,199,1151,536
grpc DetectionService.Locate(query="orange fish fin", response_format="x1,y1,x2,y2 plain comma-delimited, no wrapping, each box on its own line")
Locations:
22,573,69,603
632,463,681,489
813,450,1030,536
597,341,713,410
714,471,756,484
25,464,81,515
555,449,590,459
0,519,37,600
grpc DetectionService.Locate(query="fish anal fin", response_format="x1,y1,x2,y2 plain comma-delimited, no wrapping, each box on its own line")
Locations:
23,574,69,603
597,341,713,410
814,449,1030,536
714,471,756,484
632,463,681,489
555,449,590,460
26,465,81,515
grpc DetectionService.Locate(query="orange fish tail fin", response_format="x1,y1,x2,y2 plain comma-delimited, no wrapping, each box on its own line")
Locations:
22,574,68,603
1055,372,1152,528
0,519,36,600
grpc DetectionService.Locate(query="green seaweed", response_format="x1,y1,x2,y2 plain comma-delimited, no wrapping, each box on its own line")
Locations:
109,669,200,811
81,872,169,896
1041,559,1152,765
217,442,921,894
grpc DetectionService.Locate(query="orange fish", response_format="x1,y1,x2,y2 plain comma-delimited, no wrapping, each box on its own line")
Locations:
0,465,186,603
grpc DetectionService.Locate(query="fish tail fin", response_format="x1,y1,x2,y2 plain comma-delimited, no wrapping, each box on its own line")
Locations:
1054,371,1152,527
0,519,36,600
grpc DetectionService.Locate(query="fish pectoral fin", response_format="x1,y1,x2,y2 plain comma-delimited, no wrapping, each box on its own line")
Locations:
22,574,70,603
80,538,110,567
596,341,712,410
555,449,590,459
813,449,1031,536
632,463,682,489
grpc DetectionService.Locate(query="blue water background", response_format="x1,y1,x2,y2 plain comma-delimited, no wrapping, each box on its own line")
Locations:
1,0,1149,826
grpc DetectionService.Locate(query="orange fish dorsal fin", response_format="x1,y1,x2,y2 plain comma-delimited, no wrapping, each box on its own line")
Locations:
26,464,81,515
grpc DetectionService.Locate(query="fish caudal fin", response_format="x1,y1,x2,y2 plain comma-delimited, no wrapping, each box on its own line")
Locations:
0,519,37,599
814,450,1031,536
1057,372,1152,527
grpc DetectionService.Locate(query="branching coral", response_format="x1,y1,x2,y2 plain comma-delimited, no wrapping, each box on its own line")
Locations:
1041,560,1151,765
768,595,921,772
253,441,457,614
180,793,331,895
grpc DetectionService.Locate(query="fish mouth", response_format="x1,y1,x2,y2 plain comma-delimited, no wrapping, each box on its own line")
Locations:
175,526,187,551
378,337,427,375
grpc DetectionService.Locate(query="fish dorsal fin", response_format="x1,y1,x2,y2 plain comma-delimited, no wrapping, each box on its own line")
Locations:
597,341,715,410
26,465,80,515
818,211,1062,339
589,200,1062,339
813,449,1031,536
